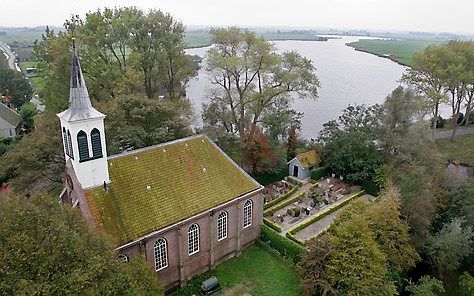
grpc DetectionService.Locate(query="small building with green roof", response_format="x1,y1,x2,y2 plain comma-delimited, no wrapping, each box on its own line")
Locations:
59,42,263,289
288,150,321,180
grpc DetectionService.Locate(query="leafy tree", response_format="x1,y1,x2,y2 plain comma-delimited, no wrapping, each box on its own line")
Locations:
441,41,473,140
0,113,64,193
392,165,439,251
19,102,38,131
299,236,334,296
402,44,449,141
406,276,445,296
427,218,473,278
378,86,432,165
444,181,474,230
459,272,474,296
241,125,277,173
320,129,382,183
204,27,319,171
0,68,33,108
325,213,396,295
103,96,192,154
0,194,163,295
34,27,71,113
65,8,195,100
365,187,420,272
287,126,297,161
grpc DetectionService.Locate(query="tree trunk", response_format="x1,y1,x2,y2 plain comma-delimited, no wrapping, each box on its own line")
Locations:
431,103,439,142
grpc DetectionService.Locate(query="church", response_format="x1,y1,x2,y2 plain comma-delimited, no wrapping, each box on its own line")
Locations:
58,42,264,289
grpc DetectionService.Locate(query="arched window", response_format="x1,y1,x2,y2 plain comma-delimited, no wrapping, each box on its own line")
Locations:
188,224,199,255
90,128,103,158
217,211,228,241
154,238,168,271
77,130,89,162
243,200,253,228
62,127,69,156
67,130,74,159
117,254,129,263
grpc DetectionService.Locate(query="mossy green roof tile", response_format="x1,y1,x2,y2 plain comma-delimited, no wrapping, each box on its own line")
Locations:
85,135,261,246
295,150,320,169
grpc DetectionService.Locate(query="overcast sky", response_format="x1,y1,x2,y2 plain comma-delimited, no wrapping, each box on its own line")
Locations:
2,0,473,34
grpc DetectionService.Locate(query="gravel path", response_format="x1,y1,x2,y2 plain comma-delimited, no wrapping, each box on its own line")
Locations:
435,127,474,139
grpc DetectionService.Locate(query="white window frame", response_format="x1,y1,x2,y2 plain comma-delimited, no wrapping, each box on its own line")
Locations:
217,211,228,241
243,200,253,229
154,238,168,271
118,254,129,263
188,224,200,256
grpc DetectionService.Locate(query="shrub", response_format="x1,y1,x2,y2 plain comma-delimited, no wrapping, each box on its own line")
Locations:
264,192,305,216
361,179,379,195
285,232,305,246
260,225,304,263
311,166,328,180
263,184,299,210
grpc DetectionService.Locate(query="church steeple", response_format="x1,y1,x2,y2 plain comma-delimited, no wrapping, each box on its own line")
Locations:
57,40,110,189
58,39,104,122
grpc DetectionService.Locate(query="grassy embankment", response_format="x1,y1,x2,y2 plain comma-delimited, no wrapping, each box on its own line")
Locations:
346,39,441,66
436,133,474,166
173,244,300,296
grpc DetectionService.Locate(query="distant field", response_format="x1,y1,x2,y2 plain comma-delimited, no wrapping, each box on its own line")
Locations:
184,30,328,48
346,39,442,66
0,31,42,47
436,133,474,166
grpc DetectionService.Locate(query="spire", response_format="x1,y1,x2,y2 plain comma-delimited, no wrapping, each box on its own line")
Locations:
69,39,93,112
58,39,104,121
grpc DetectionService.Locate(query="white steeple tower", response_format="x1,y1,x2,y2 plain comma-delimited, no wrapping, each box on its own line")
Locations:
57,40,110,189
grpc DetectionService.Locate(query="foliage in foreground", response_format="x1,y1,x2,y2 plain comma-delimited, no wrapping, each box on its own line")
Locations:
299,188,419,295
0,194,163,295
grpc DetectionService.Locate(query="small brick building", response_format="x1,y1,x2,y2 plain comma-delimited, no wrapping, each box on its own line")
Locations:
59,42,264,289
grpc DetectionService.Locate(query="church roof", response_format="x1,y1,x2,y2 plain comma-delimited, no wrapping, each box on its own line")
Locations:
57,40,105,122
0,102,21,128
290,150,320,169
84,135,262,246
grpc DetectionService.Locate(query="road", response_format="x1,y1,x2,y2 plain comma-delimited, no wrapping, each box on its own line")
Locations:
435,127,474,139
0,41,20,71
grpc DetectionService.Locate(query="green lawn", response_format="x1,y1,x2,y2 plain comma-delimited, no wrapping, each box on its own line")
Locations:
436,134,474,166
174,244,301,296
347,39,442,65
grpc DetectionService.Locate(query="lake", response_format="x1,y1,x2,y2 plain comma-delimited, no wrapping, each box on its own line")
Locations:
185,36,407,140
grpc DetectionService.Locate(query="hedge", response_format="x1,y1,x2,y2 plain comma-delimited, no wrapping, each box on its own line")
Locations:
263,217,282,232
311,166,328,180
288,191,365,235
263,184,300,210
285,232,305,246
264,192,306,216
260,224,304,263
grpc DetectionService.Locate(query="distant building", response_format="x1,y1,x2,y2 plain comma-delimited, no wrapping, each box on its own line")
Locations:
288,150,321,180
0,102,21,138
58,41,264,289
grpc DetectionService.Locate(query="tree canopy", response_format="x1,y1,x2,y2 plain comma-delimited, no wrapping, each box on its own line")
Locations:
0,194,163,295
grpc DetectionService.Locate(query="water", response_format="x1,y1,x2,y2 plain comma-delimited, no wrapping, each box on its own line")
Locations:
185,36,407,139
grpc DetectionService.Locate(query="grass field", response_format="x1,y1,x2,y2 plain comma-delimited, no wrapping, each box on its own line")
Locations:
184,30,328,48
436,133,474,166
173,244,301,296
347,39,442,66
